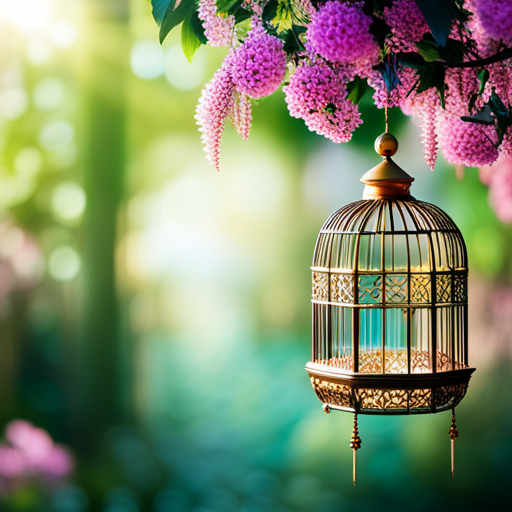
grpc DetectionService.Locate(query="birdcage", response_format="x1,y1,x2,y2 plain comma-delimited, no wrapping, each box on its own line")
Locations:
306,134,475,482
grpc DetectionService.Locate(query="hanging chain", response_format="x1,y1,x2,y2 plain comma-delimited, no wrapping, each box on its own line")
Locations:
449,408,459,477
349,413,362,485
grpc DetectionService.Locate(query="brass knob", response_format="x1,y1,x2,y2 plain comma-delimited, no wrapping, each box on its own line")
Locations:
375,133,398,157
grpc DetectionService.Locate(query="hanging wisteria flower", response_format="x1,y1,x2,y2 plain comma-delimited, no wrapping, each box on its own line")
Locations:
306,2,379,66
444,68,480,116
383,0,430,52
480,155,512,222
400,88,441,170
284,60,342,118
367,67,417,109
439,114,499,167
473,0,512,46
195,62,236,171
228,24,287,99
229,90,252,141
198,0,235,47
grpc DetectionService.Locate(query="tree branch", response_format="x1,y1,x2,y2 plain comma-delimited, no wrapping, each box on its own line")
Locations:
443,48,512,68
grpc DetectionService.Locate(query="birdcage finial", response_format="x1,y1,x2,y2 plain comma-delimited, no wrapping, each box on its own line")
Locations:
360,133,415,200
350,414,362,486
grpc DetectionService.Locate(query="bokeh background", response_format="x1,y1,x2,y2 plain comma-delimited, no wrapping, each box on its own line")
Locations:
0,0,511,511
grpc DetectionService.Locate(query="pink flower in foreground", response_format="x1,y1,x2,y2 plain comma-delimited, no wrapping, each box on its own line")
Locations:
198,0,235,47
439,114,499,167
228,25,286,99
34,445,75,479
444,67,480,116
195,63,236,171
480,154,512,222
284,60,342,118
0,446,25,478
473,0,512,45
384,0,430,51
367,67,417,109
6,420,53,464
306,2,379,65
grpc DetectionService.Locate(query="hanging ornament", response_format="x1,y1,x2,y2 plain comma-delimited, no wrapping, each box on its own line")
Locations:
306,133,475,483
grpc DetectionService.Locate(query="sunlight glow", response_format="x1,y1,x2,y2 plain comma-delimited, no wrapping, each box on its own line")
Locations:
0,0,54,33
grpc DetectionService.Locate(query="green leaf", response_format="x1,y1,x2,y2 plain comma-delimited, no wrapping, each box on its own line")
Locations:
181,13,203,62
282,25,306,54
347,77,369,104
414,0,460,47
188,7,207,44
416,62,446,106
152,0,195,44
415,39,440,62
218,0,239,12
151,0,171,25
262,0,279,22
477,69,489,96
461,106,494,125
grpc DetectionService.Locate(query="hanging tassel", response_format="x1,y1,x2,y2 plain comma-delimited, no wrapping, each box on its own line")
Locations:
349,413,362,485
449,408,459,477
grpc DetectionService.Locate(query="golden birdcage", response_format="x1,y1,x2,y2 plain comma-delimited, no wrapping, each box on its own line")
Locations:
306,134,475,483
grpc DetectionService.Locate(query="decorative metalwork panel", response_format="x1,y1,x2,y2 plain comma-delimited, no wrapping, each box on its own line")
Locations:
312,272,329,302
359,350,383,373
411,275,431,303
434,383,468,410
436,274,451,303
409,388,432,410
385,275,407,303
331,274,353,304
453,274,467,303
410,350,432,373
320,356,354,372
311,377,353,409
385,350,408,373
358,275,382,304
356,388,409,410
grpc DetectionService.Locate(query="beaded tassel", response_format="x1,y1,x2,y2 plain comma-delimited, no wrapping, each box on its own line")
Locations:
349,414,362,485
449,408,459,477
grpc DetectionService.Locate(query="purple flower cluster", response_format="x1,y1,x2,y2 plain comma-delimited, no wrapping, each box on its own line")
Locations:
439,114,499,167
284,60,362,143
284,60,342,118
474,0,512,45
383,0,429,52
228,25,287,99
306,2,378,65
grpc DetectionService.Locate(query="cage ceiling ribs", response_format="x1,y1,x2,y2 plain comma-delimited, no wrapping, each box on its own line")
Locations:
306,133,475,484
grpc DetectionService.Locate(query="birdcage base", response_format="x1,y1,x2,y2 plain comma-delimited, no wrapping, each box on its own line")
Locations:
306,363,475,415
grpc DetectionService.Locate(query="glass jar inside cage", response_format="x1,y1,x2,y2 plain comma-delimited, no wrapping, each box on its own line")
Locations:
305,133,475,482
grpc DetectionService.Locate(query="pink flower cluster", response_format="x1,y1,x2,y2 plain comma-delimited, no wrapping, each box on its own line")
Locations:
198,0,235,47
196,25,286,170
0,420,74,488
383,0,430,52
480,154,512,222
306,2,379,66
284,60,362,143
438,114,499,167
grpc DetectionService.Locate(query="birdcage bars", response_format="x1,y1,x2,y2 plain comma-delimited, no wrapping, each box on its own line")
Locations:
306,184,474,415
